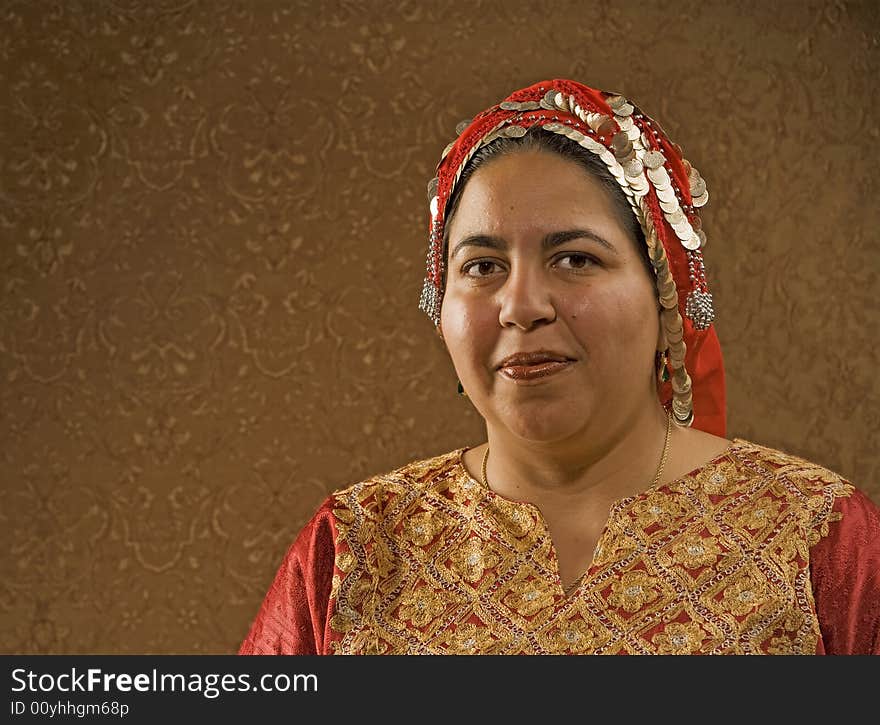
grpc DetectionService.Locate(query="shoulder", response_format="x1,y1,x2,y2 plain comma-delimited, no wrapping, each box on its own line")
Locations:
688,438,861,538
706,438,854,495
286,447,469,557
327,447,468,514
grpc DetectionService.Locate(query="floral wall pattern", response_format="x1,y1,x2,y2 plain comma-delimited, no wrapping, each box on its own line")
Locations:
1,0,877,653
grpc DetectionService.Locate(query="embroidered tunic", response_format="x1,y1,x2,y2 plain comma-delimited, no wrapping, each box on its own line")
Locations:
240,439,880,655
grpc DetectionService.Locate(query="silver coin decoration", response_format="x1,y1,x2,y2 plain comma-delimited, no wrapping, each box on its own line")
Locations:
685,289,715,330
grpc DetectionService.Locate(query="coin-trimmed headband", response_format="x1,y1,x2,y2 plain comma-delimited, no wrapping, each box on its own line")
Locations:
418,79,726,437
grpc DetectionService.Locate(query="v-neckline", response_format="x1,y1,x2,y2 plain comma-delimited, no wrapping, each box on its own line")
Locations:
454,439,744,598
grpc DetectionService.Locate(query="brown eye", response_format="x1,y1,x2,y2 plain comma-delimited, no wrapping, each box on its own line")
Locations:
555,253,595,270
463,260,501,277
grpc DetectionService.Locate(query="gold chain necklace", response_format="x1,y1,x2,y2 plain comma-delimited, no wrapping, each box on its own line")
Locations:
480,409,673,595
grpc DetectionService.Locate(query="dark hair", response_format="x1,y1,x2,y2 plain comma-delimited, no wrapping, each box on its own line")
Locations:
441,128,652,291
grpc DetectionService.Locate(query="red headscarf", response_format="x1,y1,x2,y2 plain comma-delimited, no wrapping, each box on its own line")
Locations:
418,79,726,437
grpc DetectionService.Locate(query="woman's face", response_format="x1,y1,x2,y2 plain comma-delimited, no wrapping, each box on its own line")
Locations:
440,150,663,443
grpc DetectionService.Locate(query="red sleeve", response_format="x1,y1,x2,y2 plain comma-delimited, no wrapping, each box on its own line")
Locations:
811,488,880,655
238,502,338,655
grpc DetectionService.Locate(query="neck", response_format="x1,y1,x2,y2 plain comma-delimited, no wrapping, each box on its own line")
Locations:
482,403,672,506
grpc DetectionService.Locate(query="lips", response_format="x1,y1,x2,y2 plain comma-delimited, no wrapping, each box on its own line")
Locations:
496,350,576,382
496,350,574,369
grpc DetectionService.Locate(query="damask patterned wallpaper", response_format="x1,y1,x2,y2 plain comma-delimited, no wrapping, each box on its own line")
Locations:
1,0,877,654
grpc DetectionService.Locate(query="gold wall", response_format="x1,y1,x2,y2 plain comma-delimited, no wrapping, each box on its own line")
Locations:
1,0,877,653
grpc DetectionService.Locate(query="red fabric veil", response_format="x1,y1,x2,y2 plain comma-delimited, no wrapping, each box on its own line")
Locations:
418,79,726,437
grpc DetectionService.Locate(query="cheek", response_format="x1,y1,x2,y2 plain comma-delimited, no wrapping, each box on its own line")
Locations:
557,287,604,337
562,290,592,323
606,285,662,354
440,290,496,367
563,280,658,347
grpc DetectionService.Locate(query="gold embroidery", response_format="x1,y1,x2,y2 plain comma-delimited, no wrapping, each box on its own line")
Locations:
651,621,709,654
436,621,504,654
735,496,782,531
396,584,450,628
538,612,604,654
607,570,662,613
449,536,500,584
335,551,356,573
325,439,854,654
501,579,556,618
697,459,754,495
719,573,765,617
402,510,442,548
668,533,722,569
484,496,537,539
632,491,689,529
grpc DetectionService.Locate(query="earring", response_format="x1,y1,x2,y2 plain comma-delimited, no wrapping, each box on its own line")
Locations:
657,349,670,383
457,379,468,397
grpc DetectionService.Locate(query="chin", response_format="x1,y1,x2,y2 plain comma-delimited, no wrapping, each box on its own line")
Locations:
497,405,587,444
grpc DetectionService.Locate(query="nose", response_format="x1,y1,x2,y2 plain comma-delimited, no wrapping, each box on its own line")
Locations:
497,262,557,330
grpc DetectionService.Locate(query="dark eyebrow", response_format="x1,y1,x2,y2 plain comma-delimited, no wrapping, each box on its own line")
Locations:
450,229,619,259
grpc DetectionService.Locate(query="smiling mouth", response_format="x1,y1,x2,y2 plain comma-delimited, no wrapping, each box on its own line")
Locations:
498,360,574,382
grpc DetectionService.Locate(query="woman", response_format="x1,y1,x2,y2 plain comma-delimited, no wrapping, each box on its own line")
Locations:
239,79,880,655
